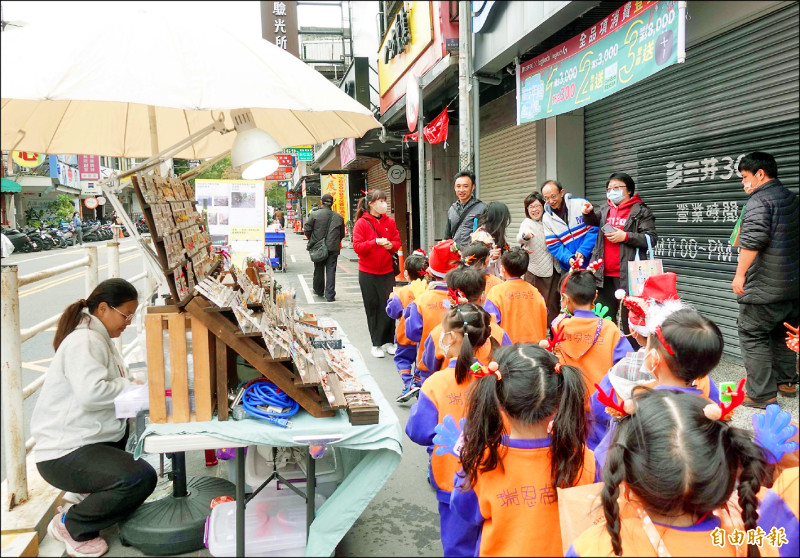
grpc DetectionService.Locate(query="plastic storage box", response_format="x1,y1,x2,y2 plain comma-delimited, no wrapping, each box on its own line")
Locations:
244,445,342,499
206,489,326,557
264,232,286,243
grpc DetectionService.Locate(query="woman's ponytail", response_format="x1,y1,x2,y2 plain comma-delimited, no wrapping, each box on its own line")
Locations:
550,363,589,489
53,300,88,351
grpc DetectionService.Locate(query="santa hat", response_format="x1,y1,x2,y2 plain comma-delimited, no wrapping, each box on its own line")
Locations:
412,249,427,258
427,239,461,278
615,272,681,337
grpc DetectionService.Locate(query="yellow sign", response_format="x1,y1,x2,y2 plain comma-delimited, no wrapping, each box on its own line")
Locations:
321,174,349,223
12,151,46,168
230,226,263,242
378,2,434,96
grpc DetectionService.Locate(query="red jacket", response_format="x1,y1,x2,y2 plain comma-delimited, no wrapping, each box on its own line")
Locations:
352,213,401,274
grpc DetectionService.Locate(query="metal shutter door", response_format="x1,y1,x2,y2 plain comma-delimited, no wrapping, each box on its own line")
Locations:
583,3,799,359
479,121,537,242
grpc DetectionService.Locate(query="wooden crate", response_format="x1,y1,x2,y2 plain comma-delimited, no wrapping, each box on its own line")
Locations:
144,309,222,424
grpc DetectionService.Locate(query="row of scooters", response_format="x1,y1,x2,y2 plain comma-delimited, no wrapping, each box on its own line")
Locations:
1,217,149,253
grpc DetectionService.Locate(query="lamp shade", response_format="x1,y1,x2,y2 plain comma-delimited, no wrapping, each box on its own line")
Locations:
241,156,280,180
230,126,281,169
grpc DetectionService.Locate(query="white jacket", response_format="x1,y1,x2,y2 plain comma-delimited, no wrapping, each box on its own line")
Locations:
31,312,134,462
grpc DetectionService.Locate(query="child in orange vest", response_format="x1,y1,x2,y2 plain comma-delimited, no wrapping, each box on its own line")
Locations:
406,302,496,557
402,239,461,402
484,248,548,344
461,242,503,302
386,250,429,403
450,344,599,557
551,263,632,394
419,265,512,379
569,389,771,558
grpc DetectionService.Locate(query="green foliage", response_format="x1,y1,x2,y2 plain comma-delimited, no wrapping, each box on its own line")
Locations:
189,156,233,187
24,207,44,227
48,194,76,224
265,182,288,215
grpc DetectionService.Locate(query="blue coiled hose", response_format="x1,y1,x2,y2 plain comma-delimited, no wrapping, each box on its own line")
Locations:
241,381,299,426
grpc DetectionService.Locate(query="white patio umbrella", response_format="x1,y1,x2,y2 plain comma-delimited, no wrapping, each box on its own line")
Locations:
0,7,379,158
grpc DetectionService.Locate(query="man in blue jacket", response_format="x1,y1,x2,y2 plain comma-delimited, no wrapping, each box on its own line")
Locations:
732,151,799,407
541,179,598,272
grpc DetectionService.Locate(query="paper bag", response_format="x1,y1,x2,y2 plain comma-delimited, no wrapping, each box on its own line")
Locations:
628,234,663,296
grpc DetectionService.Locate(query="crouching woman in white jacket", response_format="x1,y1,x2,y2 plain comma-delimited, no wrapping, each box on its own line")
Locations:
32,278,157,558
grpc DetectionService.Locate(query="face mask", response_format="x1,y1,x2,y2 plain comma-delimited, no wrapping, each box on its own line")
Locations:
743,181,756,195
639,349,659,377
438,330,453,356
607,189,625,204
372,201,388,214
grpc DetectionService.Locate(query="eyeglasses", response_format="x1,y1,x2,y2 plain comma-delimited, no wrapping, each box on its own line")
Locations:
606,186,624,192
111,306,136,323
543,195,560,202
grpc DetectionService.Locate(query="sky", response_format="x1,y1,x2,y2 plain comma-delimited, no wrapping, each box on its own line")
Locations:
1,1,347,38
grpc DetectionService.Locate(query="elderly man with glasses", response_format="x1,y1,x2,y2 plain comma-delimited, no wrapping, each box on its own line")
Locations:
540,179,599,277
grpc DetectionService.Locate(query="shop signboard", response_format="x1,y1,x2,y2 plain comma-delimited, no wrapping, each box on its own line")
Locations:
517,1,683,124
264,168,294,181
78,155,101,180
321,174,349,222
195,179,265,267
81,181,101,196
49,155,81,189
12,151,46,168
340,138,356,167
286,190,299,200
378,2,433,96
274,154,295,167
284,145,314,161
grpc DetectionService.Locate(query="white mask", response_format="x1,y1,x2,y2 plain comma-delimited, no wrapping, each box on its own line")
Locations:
438,330,453,356
639,349,659,378
743,181,756,195
607,189,625,204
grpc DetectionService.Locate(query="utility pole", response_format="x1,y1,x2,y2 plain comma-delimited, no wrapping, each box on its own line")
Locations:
458,0,473,172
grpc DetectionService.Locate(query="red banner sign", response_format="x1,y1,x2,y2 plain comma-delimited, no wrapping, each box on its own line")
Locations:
265,168,294,181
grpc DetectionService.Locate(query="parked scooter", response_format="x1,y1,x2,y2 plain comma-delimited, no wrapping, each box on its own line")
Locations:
1,228,37,253
23,227,50,251
82,221,103,242
46,225,68,248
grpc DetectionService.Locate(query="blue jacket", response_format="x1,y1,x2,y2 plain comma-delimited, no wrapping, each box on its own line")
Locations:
542,193,599,271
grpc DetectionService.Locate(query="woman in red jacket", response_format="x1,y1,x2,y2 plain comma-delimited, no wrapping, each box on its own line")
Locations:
353,189,402,358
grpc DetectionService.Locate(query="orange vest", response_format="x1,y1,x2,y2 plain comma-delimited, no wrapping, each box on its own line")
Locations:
483,272,503,302
426,322,510,373
406,285,450,371
485,278,548,344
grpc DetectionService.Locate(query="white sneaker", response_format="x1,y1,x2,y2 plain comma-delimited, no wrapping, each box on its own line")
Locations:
371,346,385,358
382,343,397,355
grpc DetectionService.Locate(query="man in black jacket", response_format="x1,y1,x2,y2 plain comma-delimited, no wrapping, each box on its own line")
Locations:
304,194,345,302
444,171,487,249
733,152,799,406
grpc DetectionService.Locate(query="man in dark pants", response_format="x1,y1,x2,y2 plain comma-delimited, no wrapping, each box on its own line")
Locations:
732,152,799,407
304,194,345,302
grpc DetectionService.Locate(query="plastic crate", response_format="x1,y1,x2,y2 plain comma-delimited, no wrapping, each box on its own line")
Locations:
244,445,342,499
265,232,285,243
269,258,281,267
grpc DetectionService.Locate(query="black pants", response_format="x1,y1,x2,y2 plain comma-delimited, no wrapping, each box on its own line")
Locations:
37,432,157,542
596,275,639,349
313,252,339,300
359,270,395,347
738,300,799,401
525,271,562,332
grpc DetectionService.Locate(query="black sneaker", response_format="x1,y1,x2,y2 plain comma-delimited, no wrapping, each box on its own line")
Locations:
396,384,420,403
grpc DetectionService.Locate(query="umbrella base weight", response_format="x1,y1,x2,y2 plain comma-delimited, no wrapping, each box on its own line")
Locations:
118,475,235,556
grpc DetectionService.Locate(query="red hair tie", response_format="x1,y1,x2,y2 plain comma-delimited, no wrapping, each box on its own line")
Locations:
360,189,369,195
554,363,562,374
470,361,502,380
655,325,675,356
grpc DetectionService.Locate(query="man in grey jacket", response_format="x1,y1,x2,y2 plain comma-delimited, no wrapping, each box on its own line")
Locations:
304,194,345,302
444,171,486,249
732,152,799,406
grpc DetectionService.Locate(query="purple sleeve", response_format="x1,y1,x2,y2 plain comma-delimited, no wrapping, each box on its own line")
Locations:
594,421,616,470
483,299,502,325
757,490,799,557
405,391,439,447
612,336,634,364
404,302,423,343
394,342,417,374
501,331,512,346
708,377,720,404
420,334,442,375
594,457,603,482
386,295,404,320
450,473,485,526
565,544,580,557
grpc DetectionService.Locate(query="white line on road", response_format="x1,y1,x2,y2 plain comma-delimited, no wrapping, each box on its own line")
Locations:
297,274,316,305
290,255,296,263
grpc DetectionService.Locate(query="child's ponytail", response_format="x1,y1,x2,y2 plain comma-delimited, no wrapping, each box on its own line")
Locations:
550,363,588,489
726,427,769,558
460,374,505,490
444,303,493,385
601,441,627,557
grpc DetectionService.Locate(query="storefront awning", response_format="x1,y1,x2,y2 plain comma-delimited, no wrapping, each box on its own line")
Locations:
1,178,21,192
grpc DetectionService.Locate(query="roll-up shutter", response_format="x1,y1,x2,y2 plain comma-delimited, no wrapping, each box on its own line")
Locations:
583,3,799,360
479,121,537,240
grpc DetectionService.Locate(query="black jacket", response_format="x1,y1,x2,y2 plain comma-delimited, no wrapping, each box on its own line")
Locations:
738,178,799,304
584,199,658,290
303,206,345,254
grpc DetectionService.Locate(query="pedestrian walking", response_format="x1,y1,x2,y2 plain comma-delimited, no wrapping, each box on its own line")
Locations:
444,170,487,249
32,278,157,558
71,211,84,246
731,152,799,407
273,208,284,229
517,191,562,326
541,179,598,273
352,189,401,358
304,193,345,302
581,172,658,341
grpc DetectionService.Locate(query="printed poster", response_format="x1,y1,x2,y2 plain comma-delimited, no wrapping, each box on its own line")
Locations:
321,173,349,223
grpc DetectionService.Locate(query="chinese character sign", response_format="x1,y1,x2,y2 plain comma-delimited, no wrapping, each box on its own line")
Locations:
518,1,683,124
261,1,299,57
78,155,101,180
322,174,349,223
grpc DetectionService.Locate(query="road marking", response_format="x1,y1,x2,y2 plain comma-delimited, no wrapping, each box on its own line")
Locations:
8,240,139,265
290,255,296,263
19,253,141,298
297,274,316,305
337,261,352,274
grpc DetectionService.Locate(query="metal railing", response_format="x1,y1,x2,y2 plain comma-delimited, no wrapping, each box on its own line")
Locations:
1,238,157,509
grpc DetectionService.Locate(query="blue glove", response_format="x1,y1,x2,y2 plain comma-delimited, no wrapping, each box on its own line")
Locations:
433,414,465,457
752,404,799,464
